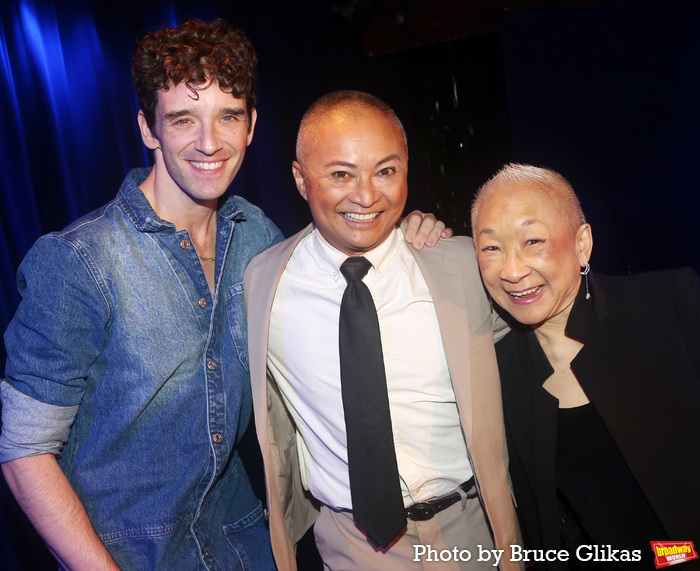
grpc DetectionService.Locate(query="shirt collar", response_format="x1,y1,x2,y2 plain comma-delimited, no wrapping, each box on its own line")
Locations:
117,167,247,233
310,226,404,279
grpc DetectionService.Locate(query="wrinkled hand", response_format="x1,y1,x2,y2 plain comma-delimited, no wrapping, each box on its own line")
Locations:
403,211,453,249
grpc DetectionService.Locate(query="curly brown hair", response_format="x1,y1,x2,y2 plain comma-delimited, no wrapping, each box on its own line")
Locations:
132,19,258,131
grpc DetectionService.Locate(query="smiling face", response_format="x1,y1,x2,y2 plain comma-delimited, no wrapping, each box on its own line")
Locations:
137,80,256,207
292,107,408,256
474,183,592,328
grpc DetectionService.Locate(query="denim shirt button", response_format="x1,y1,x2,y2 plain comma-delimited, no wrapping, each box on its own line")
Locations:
206,360,218,371
198,298,208,309
212,433,223,443
180,239,191,250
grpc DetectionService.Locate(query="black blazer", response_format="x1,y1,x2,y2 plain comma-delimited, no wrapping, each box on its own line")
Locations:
496,268,700,570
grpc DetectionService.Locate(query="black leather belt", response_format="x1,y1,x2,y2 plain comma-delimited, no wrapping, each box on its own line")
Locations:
405,477,477,521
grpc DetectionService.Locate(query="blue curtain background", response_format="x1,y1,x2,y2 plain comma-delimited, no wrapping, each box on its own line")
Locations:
0,1,436,566
2,0,700,567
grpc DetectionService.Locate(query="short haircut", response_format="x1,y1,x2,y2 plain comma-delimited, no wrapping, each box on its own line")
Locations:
471,163,586,235
132,19,257,131
295,90,407,166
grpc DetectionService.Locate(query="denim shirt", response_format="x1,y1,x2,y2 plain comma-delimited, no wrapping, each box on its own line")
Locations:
0,168,283,570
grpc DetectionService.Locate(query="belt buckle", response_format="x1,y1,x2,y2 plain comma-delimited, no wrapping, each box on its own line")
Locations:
406,502,436,521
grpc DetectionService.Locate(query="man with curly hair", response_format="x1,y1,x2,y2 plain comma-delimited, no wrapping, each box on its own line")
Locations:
0,19,280,570
0,18,446,570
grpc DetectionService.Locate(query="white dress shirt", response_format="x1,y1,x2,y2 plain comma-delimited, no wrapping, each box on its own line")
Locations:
267,227,472,510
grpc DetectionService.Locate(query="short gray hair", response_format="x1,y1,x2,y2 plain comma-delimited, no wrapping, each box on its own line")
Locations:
471,163,586,235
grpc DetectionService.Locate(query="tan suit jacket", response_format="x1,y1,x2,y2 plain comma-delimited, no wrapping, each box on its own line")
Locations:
244,223,519,570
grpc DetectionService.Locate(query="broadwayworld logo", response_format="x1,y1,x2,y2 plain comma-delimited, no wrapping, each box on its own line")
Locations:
651,541,699,568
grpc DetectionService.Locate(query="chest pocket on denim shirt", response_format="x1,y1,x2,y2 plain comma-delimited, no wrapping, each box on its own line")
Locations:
226,282,249,372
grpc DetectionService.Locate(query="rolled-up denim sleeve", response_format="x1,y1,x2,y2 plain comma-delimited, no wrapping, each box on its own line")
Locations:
0,380,79,462
2,235,109,462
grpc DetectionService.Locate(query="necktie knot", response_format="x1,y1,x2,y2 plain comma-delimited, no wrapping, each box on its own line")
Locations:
340,256,372,282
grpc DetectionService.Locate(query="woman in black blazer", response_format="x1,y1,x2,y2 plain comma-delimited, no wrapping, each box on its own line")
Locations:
471,164,700,570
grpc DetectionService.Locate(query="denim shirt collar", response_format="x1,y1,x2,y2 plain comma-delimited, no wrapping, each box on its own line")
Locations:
117,167,246,233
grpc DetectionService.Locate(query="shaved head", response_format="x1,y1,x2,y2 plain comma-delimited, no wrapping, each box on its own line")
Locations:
296,90,407,167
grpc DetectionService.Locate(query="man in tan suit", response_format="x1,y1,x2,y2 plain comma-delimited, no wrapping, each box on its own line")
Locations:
244,90,520,570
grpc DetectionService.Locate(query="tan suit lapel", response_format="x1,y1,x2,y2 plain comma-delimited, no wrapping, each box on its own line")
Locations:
411,241,475,441
244,223,316,570
410,235,520,570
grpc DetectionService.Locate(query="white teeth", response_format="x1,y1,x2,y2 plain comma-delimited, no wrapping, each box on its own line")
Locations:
191,161,223,170
509,286,543,299
343,212,379,221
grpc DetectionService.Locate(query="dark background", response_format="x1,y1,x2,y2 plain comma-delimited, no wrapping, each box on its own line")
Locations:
2,0,699,567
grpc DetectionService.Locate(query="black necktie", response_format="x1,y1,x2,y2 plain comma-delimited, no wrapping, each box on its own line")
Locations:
339,256,406,548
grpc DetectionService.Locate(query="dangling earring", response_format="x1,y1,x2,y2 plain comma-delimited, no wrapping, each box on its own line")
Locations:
580,261,591,300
